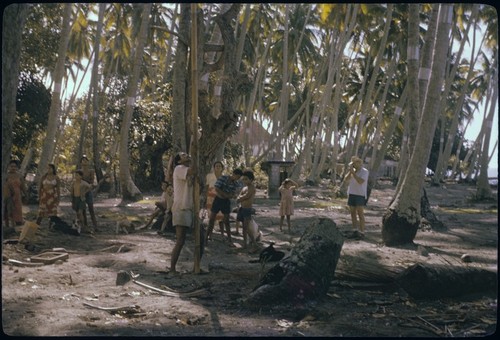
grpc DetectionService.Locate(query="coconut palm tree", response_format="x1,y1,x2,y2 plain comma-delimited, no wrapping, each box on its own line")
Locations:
382,4,454,246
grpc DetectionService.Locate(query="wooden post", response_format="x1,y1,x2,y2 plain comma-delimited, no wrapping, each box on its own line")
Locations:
190,3,201,273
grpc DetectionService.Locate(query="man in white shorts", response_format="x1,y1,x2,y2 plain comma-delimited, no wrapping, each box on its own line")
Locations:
345,156,369,235
170,152,194,273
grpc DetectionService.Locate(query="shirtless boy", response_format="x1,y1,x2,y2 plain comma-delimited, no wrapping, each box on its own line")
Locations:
71,170,92,232
236,170,256,249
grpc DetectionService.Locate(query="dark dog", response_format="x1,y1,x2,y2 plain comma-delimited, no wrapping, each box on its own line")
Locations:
49,216,80,236
249,242,285,263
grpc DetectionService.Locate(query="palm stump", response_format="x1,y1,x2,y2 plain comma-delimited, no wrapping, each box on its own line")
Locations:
246,218,344,306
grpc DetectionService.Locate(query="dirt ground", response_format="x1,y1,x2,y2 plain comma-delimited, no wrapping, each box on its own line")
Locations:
2,180,498,337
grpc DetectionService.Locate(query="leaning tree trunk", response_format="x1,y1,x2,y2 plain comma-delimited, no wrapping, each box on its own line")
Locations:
475,60,497,200
382,4,453,246
37,3,73,184
245,218,344,307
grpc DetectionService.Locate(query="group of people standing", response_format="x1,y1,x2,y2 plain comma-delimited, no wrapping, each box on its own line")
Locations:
3,151,369,273
2,156,99,237
167,152,261,274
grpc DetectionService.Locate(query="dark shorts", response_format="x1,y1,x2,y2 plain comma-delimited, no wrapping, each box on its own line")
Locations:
211,196,231,215
348,194,366,207
236,207,253,222
85,191,94,204
72,197,87,211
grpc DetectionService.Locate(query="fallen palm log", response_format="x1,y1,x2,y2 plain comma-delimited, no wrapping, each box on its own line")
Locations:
335,256,405,283
396,263,497,299
245,218,344,306
133,280,207,297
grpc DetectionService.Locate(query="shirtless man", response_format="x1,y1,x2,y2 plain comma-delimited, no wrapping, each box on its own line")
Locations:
71,170,92,232
236,170,256,249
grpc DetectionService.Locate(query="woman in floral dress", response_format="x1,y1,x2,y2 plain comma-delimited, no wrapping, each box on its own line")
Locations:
36,163,61,225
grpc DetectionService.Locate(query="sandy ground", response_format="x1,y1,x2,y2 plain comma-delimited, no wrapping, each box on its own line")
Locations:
1,180,497,337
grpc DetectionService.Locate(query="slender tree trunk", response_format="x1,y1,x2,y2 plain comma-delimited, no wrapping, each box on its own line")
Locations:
92,3,106,182
37,3,73,185
171,4,190,153
243,34,272,165
76,91,92,164
162,3,179,83
432,6,477,184
476,57,497,199
402,2,420,186
351,5,393,157
272,4,289,161
118,3,152,202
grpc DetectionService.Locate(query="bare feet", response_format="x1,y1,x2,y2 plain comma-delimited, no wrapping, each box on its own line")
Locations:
165,267,179,276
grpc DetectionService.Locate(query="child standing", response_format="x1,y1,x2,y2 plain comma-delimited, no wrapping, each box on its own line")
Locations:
279,178,298,232
70,170,92,233
205,161,225,235
236,170,256,250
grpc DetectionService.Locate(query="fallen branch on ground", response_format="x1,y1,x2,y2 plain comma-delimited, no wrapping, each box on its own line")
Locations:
6,259,45,267
82,302,144,316
133,280,207,297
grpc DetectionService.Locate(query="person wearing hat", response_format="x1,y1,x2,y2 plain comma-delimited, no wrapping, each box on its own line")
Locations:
345,156,369,235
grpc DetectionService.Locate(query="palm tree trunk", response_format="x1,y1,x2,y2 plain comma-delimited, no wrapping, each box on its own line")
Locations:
244,33,272,165
476,56,497,199
351,4,393,157
118,3,152,202
92,3,106,182
435,5,480,183
382,4,453,246
37,3,73,184
273,4,289,160
172,4,190,153
162,4,179,83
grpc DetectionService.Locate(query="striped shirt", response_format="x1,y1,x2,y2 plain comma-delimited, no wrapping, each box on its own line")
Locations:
214,175,241,196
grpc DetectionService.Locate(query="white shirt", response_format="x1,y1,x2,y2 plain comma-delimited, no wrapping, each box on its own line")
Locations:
206,172,217,188
172,165,193,211
347,167,369,198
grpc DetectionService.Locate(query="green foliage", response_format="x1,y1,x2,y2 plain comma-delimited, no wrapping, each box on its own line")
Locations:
429,123,470,172
130,85,173,191
57,83,173,192
13,73,51,160
249,161,268,190
223,141,244,171
21,4,62,75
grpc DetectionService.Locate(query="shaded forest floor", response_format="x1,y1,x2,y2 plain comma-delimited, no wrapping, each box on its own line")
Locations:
2,180,497,337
